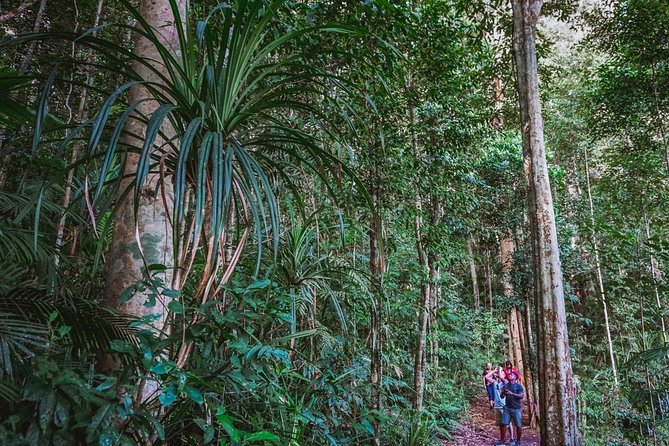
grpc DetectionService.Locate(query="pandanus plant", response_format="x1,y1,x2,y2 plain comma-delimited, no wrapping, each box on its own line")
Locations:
6,0,366,366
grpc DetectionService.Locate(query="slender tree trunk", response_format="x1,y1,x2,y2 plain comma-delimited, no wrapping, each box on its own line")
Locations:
368,157,383,446
643,211,667,344
54,0,105,265
584,148,618,386
411,175,430,412
0,0,48,188
408,90,430,411
428,195,442,371
19,0,47,73
511,0,580,443
101,0,185,403
491,76,505,130
650,64,669,174
638,282,659,446
467,234,481,309
428,253,439,370
484,250,494,312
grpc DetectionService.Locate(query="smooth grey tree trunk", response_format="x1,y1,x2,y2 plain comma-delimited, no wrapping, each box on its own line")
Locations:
102,0,185,403
511,0,581,444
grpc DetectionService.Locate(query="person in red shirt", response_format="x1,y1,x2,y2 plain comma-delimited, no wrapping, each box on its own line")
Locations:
504,360,522,384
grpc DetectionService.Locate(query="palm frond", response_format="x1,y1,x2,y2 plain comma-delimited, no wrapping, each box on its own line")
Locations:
0,287,136,378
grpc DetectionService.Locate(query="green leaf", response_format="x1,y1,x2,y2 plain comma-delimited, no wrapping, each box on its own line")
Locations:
243,431,280,444
167,300,184,313
159,388,177,407
95,377,117,392
150,363,169,375
87,403,112,443
184,386,204,405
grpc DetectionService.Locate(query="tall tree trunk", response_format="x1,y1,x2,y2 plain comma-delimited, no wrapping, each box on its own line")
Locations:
101,0,185,403
519,304,539,428
511,0,581,444
501,232,538,426
584,148,618,386
408,91,430,411
500,232,521,366
523,300,540,427
467,234,481,309
428,253,439,370
368,154,383,446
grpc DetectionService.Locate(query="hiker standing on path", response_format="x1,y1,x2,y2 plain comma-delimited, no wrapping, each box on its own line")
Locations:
501,371,525,446
483,363,495,409
485,366,507,445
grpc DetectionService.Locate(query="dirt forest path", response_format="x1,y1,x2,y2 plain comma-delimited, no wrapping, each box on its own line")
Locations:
443,394,541,446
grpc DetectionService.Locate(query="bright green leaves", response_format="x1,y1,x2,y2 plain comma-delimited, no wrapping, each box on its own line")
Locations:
217,407,281,445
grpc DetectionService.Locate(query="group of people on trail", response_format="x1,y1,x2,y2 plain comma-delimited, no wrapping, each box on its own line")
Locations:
482,360,525,446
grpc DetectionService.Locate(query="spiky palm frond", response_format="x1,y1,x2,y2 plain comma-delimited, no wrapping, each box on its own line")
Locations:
0,67,34,127
0,287,135,379
271,211,370,343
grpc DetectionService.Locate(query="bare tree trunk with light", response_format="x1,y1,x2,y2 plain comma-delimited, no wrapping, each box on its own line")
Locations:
584,148,618,386
101,0,186,404
511,0,580,443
